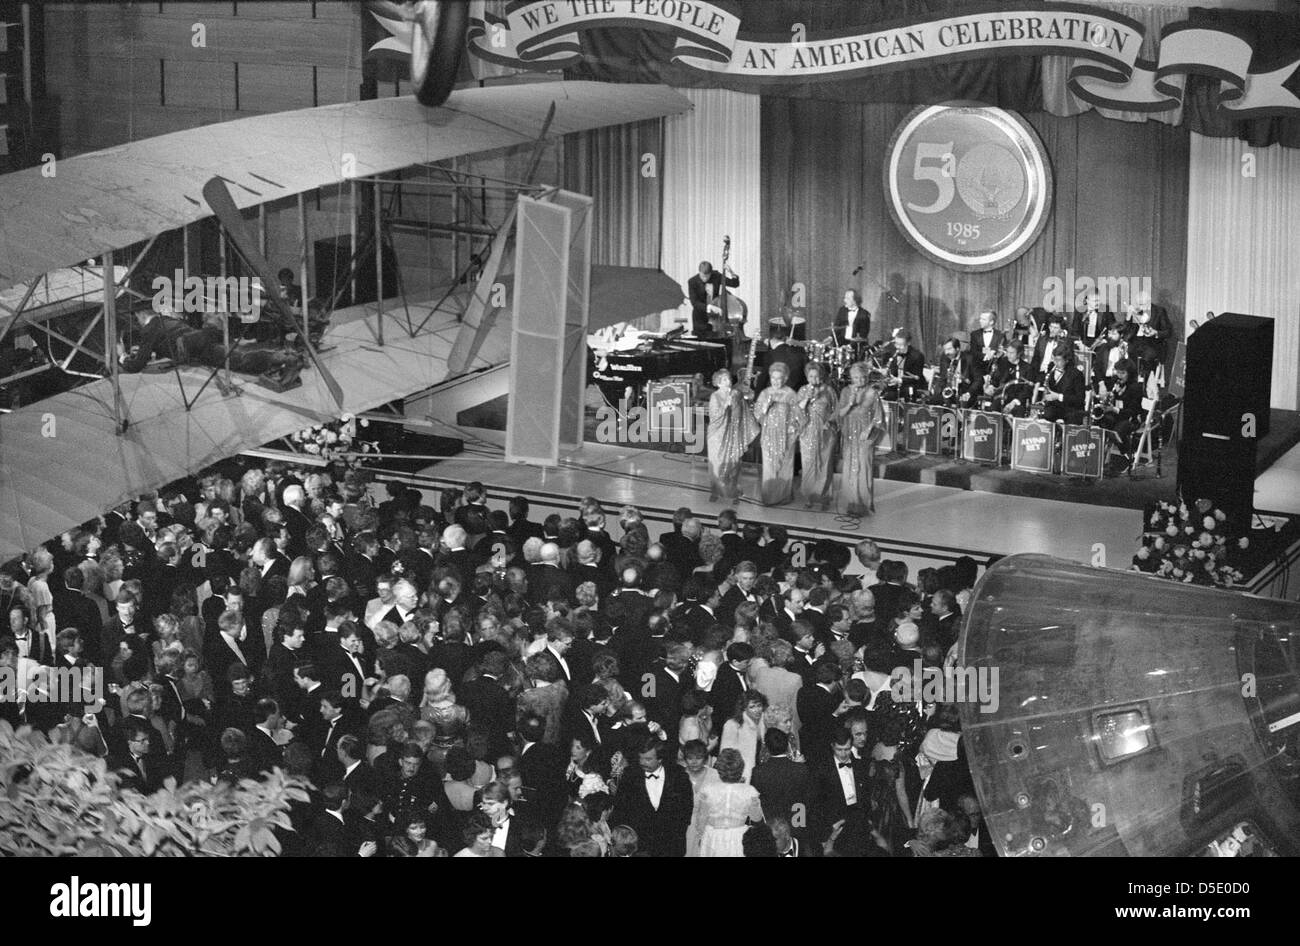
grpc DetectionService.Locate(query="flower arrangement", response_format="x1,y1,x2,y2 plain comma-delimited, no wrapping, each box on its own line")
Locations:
1132,498,1248,587
286,414,378,469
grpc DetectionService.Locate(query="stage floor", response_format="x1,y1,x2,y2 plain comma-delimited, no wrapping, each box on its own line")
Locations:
375,430,1142,574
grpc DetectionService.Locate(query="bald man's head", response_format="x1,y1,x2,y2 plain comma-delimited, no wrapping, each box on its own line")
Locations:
540,542,561,565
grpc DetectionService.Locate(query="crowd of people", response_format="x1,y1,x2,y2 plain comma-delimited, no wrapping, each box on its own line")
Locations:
0,457,997,857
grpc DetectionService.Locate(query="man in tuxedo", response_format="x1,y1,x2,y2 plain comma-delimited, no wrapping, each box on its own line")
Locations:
831,289,870,344
454,481,491,538
606,566,656,635
458,651,516,758
507,496,546,544
708,642,754,722
527,542,574,606
309,783,368,857
8,604,52,666
716,560,758,627
930,337,974,408
983,341,1038,416
110,721,163,795
969,310,1006,387
314,690,353,784
1096,358,1146,460
562,683,614,761
322,622,372,703
670,578,719,645
881,330,926,401
1032,315,1069,377
249,698,286,774
812,726,871,844
645,642,690,748
796,660,843,764
517,714,567,827
660,515,704,575
923,590,962,654
1071,292,1113,349
611,737,694,857
687,259,739,337
751,729,812,825
251,538,289,582
1042,348,1086,425
1129,296,1174,367
280,484,314,559
571,541,613,601
50,566,102,663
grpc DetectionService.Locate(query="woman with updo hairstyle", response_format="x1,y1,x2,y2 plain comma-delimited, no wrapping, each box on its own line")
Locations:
694,532,725,579
286,556,315,599
687,747,763,856
419,668,470,764
837,361,884,516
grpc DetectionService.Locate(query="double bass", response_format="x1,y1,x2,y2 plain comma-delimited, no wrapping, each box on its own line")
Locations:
713,235,751,377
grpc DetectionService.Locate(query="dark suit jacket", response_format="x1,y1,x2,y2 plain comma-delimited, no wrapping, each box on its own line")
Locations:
832,306,871,343
248,726,284,774
812,755,871,842
605,589,655,635
459,674,516,757
645,665,688,741
708,662,748,722
751,755,814,824
611,763,694,857
50,586,102,661
687,270,739,333
969,327,1006,381
1046,363,1086,413
796,683,841,762
309,810,363,857
527,563,575,606
518,739,568,826
1071,308,1114,346
659,532,703,574
109,751,164,794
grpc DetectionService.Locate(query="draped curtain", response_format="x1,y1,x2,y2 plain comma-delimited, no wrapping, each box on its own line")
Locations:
1185,133,1300,410
760,99,1189,352
660,88,763,333
563,119,663,268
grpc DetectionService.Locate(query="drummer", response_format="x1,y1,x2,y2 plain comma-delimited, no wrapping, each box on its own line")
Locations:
831,289,871,347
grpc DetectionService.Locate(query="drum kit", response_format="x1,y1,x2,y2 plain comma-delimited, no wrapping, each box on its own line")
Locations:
802,338,887,390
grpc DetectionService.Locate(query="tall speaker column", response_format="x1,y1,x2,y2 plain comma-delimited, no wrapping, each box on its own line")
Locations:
1177,314,1273,532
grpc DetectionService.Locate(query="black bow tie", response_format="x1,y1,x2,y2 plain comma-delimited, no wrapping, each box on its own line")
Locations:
645,772,660,780
838,762,853,770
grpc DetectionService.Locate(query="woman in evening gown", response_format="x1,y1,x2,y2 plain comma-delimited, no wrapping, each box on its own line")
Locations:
706,368,759,503
687,749,764,857
753,362,804,506
796,361,838,510
837,362,884,516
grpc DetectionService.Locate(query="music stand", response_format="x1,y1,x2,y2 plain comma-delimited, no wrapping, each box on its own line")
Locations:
1130,400,1180,479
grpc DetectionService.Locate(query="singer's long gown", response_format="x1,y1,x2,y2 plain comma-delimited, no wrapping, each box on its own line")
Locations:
707,387,759,501
838,385,883,516
797,383,838,508
754,385,804,506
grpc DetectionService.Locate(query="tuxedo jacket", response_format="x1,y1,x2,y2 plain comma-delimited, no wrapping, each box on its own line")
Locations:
969,327,1007,379
611,764,694,857
708,662,749,721
110,751,164,795
646,664,688,739
832,306,871,342
518,740,568,825
526,563,575,606
795,684,841,762
1071,308,1114,346
1046,363,1086,412
249,726,284,774
458,674,515,756
670,603,718,645
659,532,703,574
811,755,871,842
687,270,739,328
751,755,814,825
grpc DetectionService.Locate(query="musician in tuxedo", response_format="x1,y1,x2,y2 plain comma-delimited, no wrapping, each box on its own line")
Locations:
831,289,870,344
1041,347,1086,424
881,331,926,402
1095,358,1146,456
1092,323,1128,382
686,259,739,337
929,337,974,407
811,727,871,844
763,322,807,392
1071,293,1114,349
969,310,1006,386
983,341,1037,416
1008,306,1041,348
1032,316,1070,377
1128,298,1174,368
611,736,694,857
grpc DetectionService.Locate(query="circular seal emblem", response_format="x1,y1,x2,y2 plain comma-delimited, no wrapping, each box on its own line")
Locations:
884,103,1053,273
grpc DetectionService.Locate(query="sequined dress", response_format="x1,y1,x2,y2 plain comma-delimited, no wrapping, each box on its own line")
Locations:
754,385,804,506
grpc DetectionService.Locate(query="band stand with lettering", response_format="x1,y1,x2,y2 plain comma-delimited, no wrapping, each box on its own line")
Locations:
961,408,1004,466
1010,417,1058,474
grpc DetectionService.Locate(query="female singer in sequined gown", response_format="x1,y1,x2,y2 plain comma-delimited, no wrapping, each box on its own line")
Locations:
796,362,838,510
837,362,883,516
753,363,804,506
707,368,759,503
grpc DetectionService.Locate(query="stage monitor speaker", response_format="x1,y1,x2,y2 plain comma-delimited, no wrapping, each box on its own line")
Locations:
314,236,399,307
1182,313,1272,441
1177,439,1256,534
